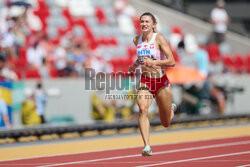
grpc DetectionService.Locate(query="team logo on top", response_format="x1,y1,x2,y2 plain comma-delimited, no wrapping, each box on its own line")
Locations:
143,44,148,49
137,50,150,55
150,44,154,49
137,45,142,49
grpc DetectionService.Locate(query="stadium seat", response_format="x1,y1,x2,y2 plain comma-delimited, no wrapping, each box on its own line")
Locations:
95,7,107,24
6,56,16,67
15,47,27,68
62,8,74,26
97,36,107,45
25,68,41,79
171,25,182,35
222,55,235,72
57,27,70,36
68,0,94,17
33,0,50,34
246,54,250,73
109,36,118,46
13,69,22,79
54,0,68,8
234,54,245,73
50,36,61,45
126,46,136,59
207,43,221,63
132,16,140,35
49,67,58,78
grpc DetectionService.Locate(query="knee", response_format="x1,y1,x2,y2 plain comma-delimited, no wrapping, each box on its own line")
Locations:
139,106,148,117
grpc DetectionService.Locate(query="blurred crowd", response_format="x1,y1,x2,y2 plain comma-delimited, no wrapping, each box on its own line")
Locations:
0,0,116,81
0,0,245,81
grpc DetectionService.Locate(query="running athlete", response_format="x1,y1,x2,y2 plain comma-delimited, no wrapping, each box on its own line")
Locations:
128,12,177,156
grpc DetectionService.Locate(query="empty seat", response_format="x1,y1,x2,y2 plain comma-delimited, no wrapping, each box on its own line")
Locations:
234,54,245,73
25,68,41,79
16,47,27,68
207,43,221,63
69,0,94,17
246,54,250,73
132,16,140,35
95,7,107,24
62,8,74,26
222,55,234,72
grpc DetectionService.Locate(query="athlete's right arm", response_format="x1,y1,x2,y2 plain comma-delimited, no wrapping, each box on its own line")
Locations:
128,36,140,74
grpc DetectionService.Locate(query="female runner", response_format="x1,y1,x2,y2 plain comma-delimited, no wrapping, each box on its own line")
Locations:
128,12,177,156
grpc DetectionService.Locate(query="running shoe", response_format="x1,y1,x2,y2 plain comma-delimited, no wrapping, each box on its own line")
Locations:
172,103,177,112
171,103,177,122
142,145,152,156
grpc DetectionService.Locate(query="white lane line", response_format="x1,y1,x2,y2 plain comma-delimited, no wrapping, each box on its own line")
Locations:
235,164,250,167
0,161,161,166
1,135,249,163
0,164,51,166
36,140,250,167
136,151,250,167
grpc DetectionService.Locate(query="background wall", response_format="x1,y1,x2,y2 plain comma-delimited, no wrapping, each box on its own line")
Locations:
23,79,93,125
10,75,249,126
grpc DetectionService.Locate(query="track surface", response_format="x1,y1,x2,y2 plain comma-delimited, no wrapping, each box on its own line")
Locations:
0,136,249,167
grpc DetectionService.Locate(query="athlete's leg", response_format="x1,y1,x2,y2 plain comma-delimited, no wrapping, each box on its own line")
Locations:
155,85,174,127
137,83,153,147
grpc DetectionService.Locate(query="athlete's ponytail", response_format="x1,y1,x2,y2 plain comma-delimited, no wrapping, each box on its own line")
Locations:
140,12,158,33
153,26,158,33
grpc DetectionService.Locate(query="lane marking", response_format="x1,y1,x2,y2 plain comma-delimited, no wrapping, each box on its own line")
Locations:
1,125,250,161
1,135,248,163
0,164,51,166
136,151,250,167
2,160,250,166
36,140,250,167
235,165,250,167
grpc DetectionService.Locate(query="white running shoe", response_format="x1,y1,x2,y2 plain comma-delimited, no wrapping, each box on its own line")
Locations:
172,103,177,112
142,145,152,156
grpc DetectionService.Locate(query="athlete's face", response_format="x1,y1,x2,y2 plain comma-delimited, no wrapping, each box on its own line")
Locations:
140,15,155,33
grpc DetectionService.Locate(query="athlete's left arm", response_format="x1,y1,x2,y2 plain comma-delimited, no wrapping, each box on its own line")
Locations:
151,34,175,67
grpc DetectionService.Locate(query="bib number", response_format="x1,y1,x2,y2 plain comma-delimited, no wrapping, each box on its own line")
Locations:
138,55,156,65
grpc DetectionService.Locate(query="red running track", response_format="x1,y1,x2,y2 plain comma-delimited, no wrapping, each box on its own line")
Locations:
0,136,250,167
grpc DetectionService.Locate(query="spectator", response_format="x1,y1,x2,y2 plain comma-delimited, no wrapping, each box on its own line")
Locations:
178,34,209,78
194,48,209,78
39,57,51,78
180,34,198,69
34,82,47,124
72,42,88,75
27,40,46,68
13,17,27,48
0,0,11,34
0,90,11,128
1,19,17,58
0,53,18,81
114,0,136,35
91,91,115,124
53,45,67,76
21,89,41,125
170,25,183,52
205,73,226,114
210,0,230,44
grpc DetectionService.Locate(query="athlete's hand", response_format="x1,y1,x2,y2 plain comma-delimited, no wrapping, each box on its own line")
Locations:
128,65,136,75
144,57,155,67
